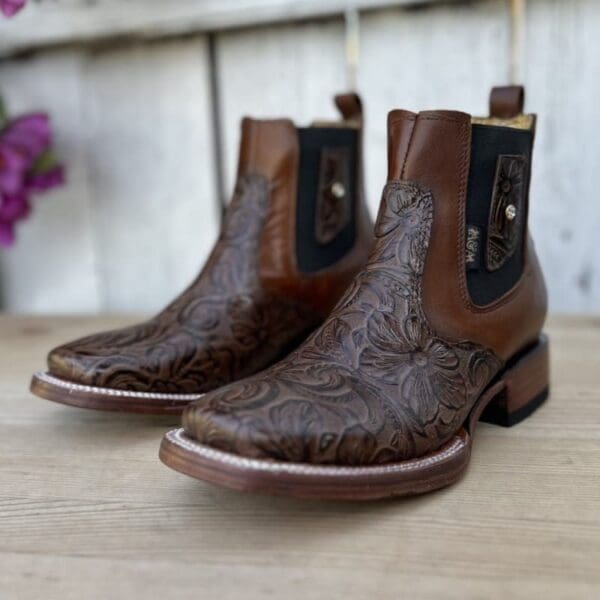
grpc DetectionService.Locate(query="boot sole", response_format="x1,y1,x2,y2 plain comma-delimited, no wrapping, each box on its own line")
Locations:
159,335,549,500
30,371,202,415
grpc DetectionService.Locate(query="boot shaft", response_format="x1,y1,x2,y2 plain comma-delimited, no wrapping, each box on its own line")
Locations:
233,94,373,316
384,86,547,361
172,87,551,497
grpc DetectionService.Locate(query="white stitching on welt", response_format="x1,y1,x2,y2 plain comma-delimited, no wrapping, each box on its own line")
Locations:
35,371,203,402
165,428,465,477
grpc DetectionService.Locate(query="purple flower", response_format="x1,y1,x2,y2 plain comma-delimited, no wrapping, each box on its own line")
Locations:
0,0,25,17
25,164,65,192
0,193,30,246
0,222,14,246
1,113,51,163
0,142,29,195
0,192,30,222
0,110,64,248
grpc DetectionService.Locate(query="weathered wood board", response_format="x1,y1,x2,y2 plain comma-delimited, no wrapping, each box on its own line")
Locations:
0,38,219,313
0,314,598,599
0,0,599,314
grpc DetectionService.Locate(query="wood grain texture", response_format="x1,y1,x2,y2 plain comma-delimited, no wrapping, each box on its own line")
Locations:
0,0,445,58
358,0,510,218
524,0,600,314
80,38,219,312
0,51,101,314
216,19,347,193
0,314,599,599
2,0,600,315
0,38,220,314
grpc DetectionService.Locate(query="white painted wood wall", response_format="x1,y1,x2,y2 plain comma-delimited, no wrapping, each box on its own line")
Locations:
0,0,598,315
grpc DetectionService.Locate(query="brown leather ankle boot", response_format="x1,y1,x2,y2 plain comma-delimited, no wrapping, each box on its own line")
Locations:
30,93,373,414
160,86,549,500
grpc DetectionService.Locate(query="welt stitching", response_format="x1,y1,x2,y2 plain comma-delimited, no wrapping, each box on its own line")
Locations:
387,114,416,128
419,115,466,124
400,117,418,180
168,429,466,475
456,121,472,311
466,266,529,312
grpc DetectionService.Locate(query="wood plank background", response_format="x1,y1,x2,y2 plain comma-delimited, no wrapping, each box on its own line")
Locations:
1,314,599,599
0,0,598,314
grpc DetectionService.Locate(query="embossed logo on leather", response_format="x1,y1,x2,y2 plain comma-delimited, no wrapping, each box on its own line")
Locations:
315,147,351,244
487,154,527,271
466,225,482,270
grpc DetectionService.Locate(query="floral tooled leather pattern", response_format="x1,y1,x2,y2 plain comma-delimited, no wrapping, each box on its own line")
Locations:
48,175,321,393
184,181,503,464
487,154,527,271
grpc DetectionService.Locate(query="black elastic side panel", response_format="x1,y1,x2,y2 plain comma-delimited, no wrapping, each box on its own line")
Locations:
466,124,533,306
295,127,358,273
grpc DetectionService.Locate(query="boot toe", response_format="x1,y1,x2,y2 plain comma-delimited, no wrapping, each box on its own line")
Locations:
47,343,99,386
45,320,159,387
182,388,271,459
47,341,178,392
183,404,238,455
181,375,387,465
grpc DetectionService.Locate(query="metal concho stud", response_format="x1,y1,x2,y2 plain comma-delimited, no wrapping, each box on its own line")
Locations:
331,181,346,199
505,204,517,221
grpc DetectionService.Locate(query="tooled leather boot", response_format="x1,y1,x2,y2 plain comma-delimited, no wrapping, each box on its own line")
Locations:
30,93,373,414
160,86,549,500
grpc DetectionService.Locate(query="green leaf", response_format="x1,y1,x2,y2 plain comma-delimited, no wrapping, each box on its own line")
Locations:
30,150,58,175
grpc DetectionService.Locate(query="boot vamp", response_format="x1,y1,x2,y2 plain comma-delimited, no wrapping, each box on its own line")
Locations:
183,287,501,464
183,181,503,465
47,317,161,382
48,293,319,394
47,173,308,393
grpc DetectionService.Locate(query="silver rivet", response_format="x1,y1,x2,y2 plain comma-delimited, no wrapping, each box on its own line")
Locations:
505,204,517,221
331,181,346,199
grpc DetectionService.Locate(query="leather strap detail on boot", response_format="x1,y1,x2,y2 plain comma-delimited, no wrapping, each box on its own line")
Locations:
315,146,352,245
334,93,363,123
486,154,528,271
387,109,547,362
465,121,533,305
258,95,373,317
489,85,525,118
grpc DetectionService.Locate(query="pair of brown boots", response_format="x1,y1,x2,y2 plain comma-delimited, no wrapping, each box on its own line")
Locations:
31,86,549,500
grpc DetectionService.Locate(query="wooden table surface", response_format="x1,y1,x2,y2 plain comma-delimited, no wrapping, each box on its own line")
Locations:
1,314,599,599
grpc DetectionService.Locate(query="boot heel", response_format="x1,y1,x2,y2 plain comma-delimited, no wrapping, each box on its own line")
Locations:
480,335,550,427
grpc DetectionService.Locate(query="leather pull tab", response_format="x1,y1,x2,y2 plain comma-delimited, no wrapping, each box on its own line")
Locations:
489,86,525,118
334,93,363,123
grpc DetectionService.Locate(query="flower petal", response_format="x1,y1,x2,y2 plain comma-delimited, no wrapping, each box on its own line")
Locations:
0,219,15,247
1,113,51,162
0,0,26,17
359,347,400,385
25,165,65,193
427,340,459,370
0,144,28,194
402,314,424,347
401,367,438,424
431,369,467,410
0,192,30,221
365,311,414,356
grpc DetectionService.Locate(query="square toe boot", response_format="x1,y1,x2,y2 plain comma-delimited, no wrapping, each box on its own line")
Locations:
160,86,550,499
31,93,374,414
